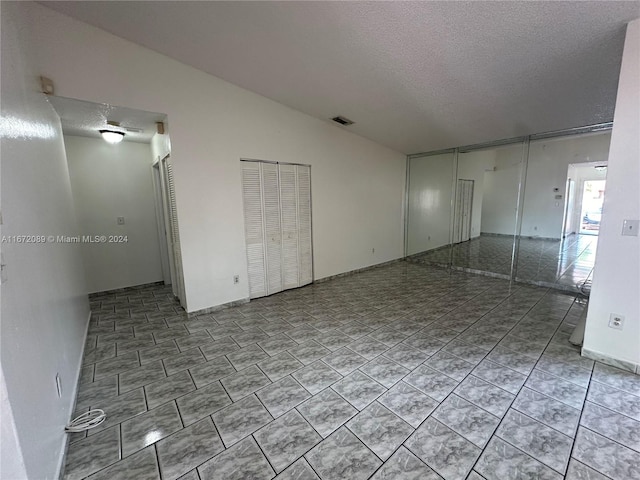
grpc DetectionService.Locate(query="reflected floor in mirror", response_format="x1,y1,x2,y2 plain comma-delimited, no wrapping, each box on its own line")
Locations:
64,262,639,480
408,234,597,293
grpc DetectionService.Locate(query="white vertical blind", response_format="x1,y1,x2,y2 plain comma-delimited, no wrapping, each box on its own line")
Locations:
297,165,313,286
262,162,283,295
241,161,267,298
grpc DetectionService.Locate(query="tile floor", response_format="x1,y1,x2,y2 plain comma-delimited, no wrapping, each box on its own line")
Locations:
65,262,640,480
409,234,598,292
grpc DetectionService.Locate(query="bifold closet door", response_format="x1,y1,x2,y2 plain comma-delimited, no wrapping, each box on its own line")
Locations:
241,161,268,298
242,161,312,299
262,163,283,295
242,161,283,298
296,165,313,286
279,164,313,289
279,164,300,290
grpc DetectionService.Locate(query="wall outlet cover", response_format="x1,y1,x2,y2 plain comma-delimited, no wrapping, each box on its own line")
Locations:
608,313,625,330
622,219,639,236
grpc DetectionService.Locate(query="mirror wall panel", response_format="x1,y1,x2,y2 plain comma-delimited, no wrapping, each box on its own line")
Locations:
515,131,611,289
406,151,456,267
451,141,525,278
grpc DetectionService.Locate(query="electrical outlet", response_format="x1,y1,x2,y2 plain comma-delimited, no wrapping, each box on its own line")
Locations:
608,313,625,330
622,219,639,236
233,275,239,284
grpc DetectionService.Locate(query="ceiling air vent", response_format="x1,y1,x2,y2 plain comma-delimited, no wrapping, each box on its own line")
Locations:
332,116,354,126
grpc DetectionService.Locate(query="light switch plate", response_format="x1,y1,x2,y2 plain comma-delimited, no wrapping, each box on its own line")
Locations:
622,219,639,236
117,216,125,225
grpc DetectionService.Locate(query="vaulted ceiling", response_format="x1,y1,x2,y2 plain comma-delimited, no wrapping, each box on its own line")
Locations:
41,1,640,154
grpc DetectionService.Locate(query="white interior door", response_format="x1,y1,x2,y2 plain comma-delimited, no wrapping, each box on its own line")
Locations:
152,163,172,285
159,155,186,306
454,179,474,243
453,182,463,244
461,180,473,241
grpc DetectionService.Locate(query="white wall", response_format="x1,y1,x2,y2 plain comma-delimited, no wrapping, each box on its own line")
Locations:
0,2,90,479
480,144,523,236
521,133,611,239
407,153,454,255
65,135,164,293
29,3,406,312
151,131,171,163
584,18,640,369
0,368,27,480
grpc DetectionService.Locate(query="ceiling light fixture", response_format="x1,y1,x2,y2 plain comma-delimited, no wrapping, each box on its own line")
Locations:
99,129,125,144
594,165,607,171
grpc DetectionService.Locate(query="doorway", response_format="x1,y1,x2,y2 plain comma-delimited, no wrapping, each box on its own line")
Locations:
579,179,606,235
49,95,182,297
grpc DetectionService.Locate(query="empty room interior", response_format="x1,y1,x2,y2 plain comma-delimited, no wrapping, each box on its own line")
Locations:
2,1,640,480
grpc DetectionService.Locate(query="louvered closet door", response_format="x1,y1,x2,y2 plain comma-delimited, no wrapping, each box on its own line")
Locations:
279,164,300,289
297,165,313,286
241,161,267,298
164,158,186,305
262,162,283,295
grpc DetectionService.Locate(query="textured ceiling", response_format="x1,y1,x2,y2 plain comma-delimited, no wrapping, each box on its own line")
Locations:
41,1,640,154
49,96,166,143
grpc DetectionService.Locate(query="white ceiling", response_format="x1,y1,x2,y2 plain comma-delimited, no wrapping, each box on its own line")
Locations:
48,95,166,143
41,1,640,154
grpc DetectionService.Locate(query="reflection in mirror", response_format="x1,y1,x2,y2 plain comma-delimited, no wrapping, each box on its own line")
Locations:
516,132,611,291
451,142,524,278
406,151,455,267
